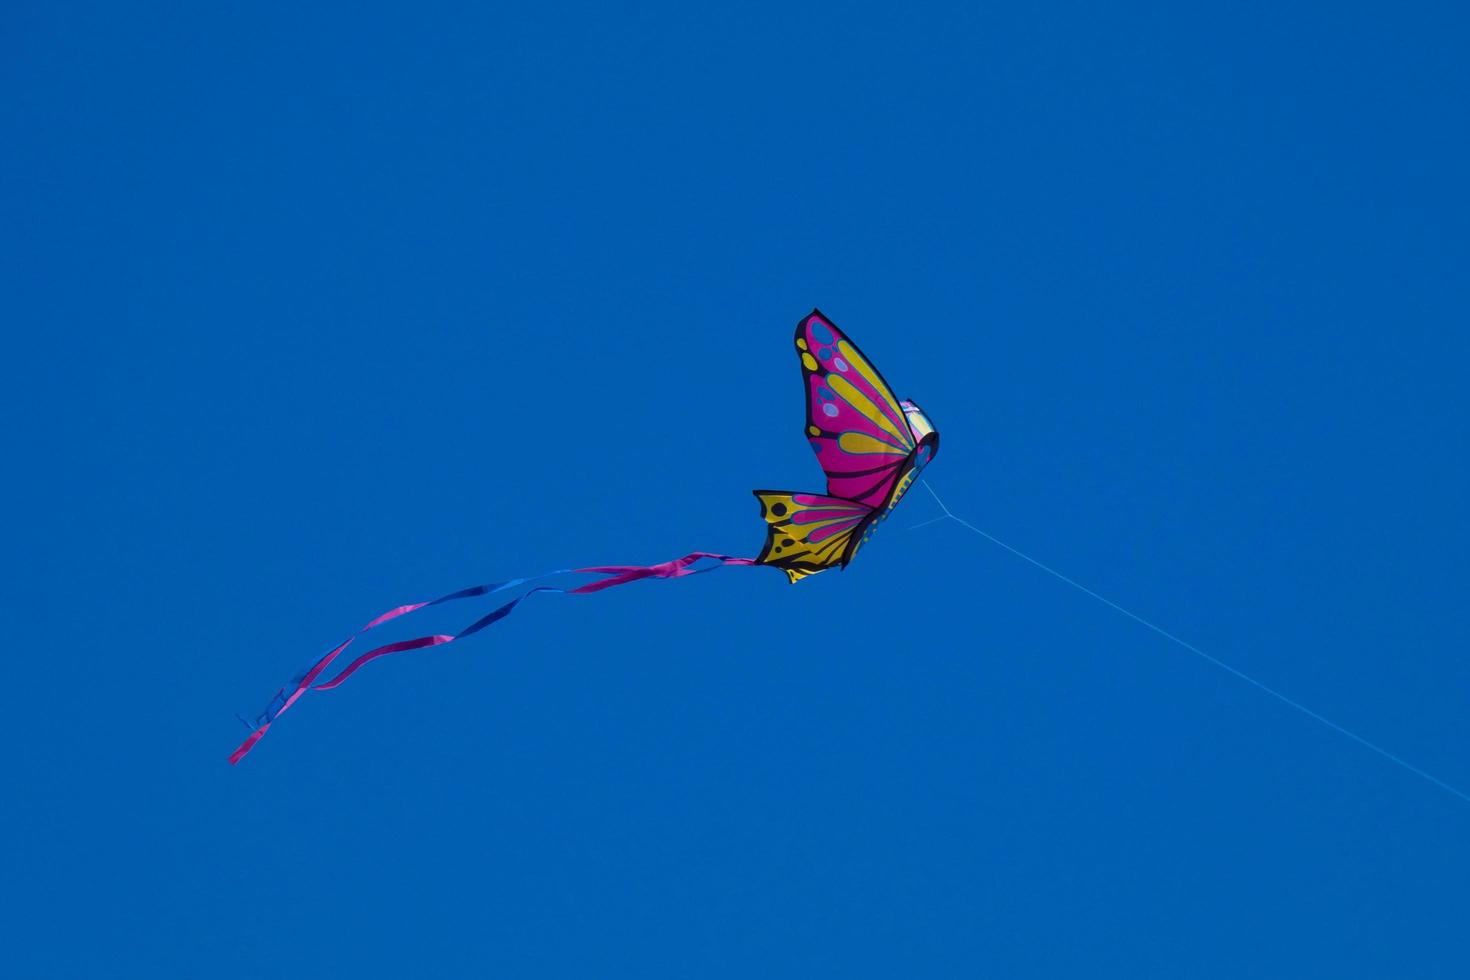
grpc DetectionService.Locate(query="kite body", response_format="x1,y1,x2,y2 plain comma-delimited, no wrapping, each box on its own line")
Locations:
229,309,936,762
753,311,940,582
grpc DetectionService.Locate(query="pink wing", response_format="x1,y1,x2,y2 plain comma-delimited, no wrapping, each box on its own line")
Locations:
796,310,919,508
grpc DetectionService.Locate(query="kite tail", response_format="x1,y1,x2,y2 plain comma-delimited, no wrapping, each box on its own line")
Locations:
228,551,758,764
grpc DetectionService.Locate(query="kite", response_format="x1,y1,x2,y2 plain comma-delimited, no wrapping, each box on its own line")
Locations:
229,309,939,763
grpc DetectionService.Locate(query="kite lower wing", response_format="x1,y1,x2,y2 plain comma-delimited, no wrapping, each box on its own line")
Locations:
752,490,875,583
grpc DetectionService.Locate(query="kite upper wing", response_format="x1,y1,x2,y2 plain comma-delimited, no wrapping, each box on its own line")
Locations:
796,310,920,509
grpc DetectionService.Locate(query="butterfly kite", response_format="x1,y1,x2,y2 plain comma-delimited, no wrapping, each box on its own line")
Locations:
230,310,939,762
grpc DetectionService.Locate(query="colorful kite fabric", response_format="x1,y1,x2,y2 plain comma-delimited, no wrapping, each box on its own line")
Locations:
229,310,938,763
753,311,939,582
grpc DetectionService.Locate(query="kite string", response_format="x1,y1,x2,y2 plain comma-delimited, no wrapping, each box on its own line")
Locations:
915,480,1470,807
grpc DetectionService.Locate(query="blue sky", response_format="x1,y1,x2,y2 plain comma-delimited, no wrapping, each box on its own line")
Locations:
5,2,1469,976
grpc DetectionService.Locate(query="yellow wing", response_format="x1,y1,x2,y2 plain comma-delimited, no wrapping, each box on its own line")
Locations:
751,491,876,584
